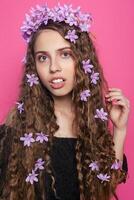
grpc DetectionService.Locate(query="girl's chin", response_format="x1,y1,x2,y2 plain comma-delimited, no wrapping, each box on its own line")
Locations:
50,90,73,98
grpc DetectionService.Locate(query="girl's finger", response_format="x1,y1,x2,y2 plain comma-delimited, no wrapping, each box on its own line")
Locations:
112,100,130,111
105,91,122,97
106,95,125,102
108,88,122,92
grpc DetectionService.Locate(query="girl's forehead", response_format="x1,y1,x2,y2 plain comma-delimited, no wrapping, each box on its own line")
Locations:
36,29,67,42
34,29,71,51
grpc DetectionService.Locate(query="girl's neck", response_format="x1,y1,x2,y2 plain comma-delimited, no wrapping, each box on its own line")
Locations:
53,94,75,114
52,94,77,138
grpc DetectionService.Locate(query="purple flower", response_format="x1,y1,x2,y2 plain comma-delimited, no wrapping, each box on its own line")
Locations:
20,133,35,147
65,30,78,43
79,23,90,32
35,132,49,143
82,59,94,74
25,170,38,184
53,9,65,22
94,108,108,121
16,102,24,114
53,3,67,21
89,161,99,171
111,160,122,170
97,173,110,183
26,74,39,87
35,158,45,171
65,13,77,26
90,71,99,84
78,12,92,32
80,89,91,101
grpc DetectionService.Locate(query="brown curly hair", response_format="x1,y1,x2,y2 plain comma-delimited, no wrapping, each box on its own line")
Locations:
0,20,127,200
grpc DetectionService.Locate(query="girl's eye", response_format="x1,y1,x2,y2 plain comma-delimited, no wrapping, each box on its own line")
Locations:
61,51,72,58
37,55,48,62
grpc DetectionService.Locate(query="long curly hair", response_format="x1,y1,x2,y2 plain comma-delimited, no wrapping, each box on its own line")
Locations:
0,20,127,200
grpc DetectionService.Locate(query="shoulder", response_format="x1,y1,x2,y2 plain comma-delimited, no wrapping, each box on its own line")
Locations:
0,123,14,141
0,124,14,194
0,123,14,151
0,124,6,138
0,123,14,167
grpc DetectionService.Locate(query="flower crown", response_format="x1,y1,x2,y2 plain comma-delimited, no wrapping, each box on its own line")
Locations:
20,3,92,42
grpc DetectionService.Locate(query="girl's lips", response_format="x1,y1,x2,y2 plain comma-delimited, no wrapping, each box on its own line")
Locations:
49,81,65,89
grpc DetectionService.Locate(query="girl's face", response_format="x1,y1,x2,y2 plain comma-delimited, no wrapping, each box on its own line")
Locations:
34,29,76,98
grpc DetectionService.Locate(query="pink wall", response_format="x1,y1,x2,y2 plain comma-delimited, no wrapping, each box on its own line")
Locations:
0,0,133,199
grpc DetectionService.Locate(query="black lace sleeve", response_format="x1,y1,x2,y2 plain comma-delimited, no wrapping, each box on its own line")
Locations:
121,154,128,183
0,124,13,194
122,154,128,173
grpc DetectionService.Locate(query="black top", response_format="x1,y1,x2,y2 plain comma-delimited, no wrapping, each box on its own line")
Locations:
0,124,128,200
45,136,80,200
45,137,128,200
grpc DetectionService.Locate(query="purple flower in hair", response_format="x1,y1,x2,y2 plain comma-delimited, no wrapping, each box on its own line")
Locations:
111,160,122,170
90,71,99,84
78,12,92,32
35,132,49,143
80,89,91,101
26,74,39,87
94,108,108,121
20,133,35,147
26,170,38,184
16,102,24,114
65,13,78,26
53,7,66,22
35,158,45,171
97,173,110,183
82,59,94,74
65,30,78,43
89,161,99,171
79,23,90,32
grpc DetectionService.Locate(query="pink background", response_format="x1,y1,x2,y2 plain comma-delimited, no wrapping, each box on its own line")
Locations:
0,0,133,199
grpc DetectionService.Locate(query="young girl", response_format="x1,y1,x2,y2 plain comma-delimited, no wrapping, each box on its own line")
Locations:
0,4,130,200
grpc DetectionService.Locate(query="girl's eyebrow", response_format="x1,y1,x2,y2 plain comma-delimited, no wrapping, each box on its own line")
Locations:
35,47,72,55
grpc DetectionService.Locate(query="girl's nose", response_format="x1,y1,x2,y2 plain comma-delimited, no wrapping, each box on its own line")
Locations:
49,59,62,73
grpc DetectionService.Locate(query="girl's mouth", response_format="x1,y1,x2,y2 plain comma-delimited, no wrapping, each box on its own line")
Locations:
49,79,65,89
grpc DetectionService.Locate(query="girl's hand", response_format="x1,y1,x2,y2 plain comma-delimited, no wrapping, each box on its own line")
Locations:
105,88,130,130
